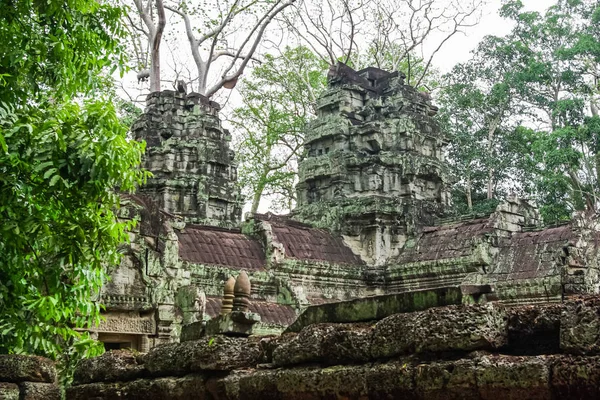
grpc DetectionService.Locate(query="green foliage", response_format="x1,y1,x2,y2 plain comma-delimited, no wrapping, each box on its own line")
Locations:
441,0,600,223
0,0,148,369
231,46,328,213
0,0,125,105
438,45,524,213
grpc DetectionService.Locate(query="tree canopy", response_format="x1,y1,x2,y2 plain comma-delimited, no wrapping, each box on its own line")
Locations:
0,0,148,363
440,0,600,223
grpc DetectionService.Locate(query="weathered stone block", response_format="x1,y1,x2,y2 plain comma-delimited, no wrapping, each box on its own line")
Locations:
364,360,415,399
67,374,207,400
414,359,478,399
0,355,56,383
475,355,551,399
73,350,146,385
238,365,369,400
180,321,204,342
371,304,507,358
286,288,463,332
142,336,261,375
551,355,600,399
19,381,60,400
0,382,19,400
272,323,373,366
560,297,600,354
236,370,279,400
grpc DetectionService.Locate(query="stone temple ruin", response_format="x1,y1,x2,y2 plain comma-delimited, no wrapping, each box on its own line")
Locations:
90,63,600,352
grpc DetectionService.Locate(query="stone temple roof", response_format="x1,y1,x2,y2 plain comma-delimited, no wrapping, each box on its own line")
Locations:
255,213,365,266
397,218,493,264
205,296,297,326
493,224,573,282
176,225,266,270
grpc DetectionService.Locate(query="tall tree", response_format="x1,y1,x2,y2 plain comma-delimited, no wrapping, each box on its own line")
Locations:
231,46,327,213
284,0,483,86
439,36,524,213
498,0,600,221
441,0,600,222
130,0,167,92
0,0,148,363
124,0,296,96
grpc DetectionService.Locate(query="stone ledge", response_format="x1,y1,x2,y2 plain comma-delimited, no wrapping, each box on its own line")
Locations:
67,374,207,400
73,350,146,385
68,354,600,400
285,287,463,332
141,336,262,376
0,355,57,384
67,296,600,399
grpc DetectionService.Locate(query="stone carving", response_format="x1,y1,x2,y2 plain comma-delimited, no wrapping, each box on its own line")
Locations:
220,277,235,315
233,271,251,312
131,91,242,227
94,312,155,334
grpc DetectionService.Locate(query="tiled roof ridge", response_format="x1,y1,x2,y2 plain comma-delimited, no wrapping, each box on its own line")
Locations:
252,212,315,230
181,224,243,234
422,217,492,233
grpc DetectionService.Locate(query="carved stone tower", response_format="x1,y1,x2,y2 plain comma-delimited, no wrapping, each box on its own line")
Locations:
133,91,242,227
294,64,452,266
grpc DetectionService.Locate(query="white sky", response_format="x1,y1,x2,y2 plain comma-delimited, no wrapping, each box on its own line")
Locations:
433,0,556,72
119,0,557,103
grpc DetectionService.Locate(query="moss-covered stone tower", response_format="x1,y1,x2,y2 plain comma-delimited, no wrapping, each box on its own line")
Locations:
294,64,452,265
133,90,242,227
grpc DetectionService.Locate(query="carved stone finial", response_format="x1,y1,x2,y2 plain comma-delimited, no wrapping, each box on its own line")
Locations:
176,79,187,94
220,277,235,315
233,271,251,312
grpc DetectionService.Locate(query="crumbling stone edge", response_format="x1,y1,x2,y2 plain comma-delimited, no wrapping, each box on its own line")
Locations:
0,354,60,400
62,295,600,399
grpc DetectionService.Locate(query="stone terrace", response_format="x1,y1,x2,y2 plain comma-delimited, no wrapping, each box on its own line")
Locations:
68,296,600,399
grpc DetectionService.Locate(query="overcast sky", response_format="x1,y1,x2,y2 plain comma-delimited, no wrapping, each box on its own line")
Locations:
434,0,556,72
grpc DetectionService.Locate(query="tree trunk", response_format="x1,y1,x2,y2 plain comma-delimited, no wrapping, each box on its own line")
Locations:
486,117,500,200
150,0,166,92
466,175,473,212
568,169,587,211
250,180,266,215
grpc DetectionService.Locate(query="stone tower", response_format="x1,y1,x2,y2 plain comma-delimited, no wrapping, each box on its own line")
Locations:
294,63,452,266
133,90,242,227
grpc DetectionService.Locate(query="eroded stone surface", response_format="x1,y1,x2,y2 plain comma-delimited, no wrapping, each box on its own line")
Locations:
560,296,600,354
67,374,207,400
551,355,600,399
272,323,373,366
73,350,146,385
0,382,19,400
0,355,56,383
19,381,61,400
142,336,261,375
371,303,507,358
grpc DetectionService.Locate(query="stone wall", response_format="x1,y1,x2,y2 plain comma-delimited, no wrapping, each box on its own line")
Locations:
132,91,242,227
0,355,60,400
294,63,452,266
68,296,600,399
